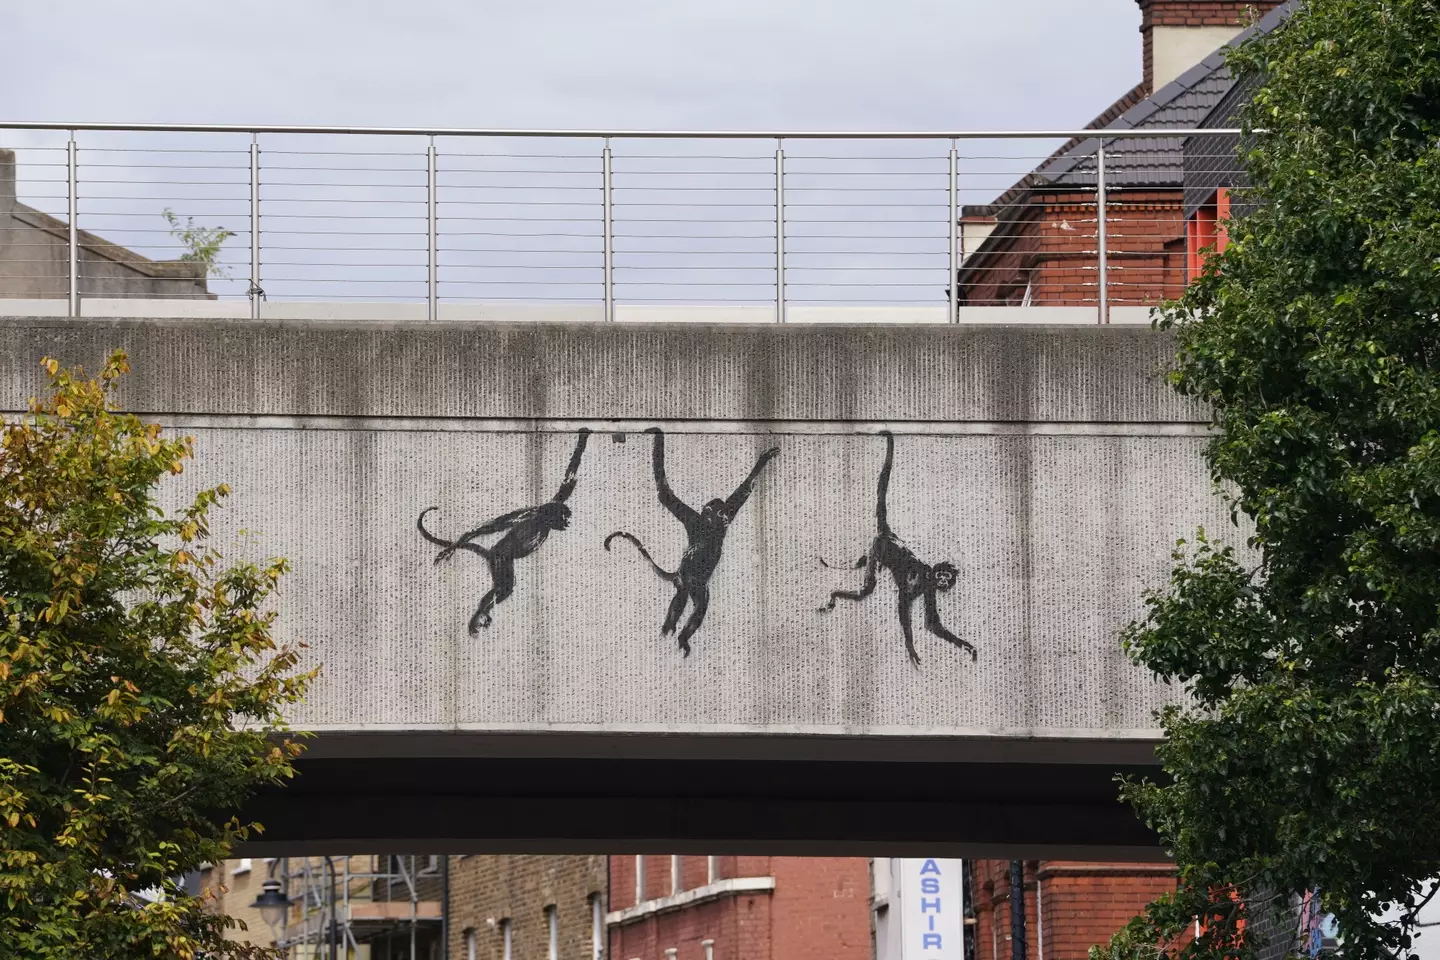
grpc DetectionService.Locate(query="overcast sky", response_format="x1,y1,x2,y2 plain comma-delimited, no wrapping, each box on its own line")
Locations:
5,1,1142,132
2,2,1150,308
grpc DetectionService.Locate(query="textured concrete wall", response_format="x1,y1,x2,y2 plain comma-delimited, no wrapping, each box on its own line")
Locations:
0,318,1221,747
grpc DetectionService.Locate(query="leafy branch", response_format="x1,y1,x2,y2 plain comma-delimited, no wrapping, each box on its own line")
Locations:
163,208,234,278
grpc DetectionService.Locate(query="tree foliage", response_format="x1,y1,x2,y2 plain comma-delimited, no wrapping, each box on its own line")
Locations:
1101,2,1440,959
1090,1,1440,958
0,352,313,959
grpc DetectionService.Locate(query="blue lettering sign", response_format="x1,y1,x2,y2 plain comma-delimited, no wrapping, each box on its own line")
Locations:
922,878,941,894
924,934,943,950
921,860,942,875
921,898,942,914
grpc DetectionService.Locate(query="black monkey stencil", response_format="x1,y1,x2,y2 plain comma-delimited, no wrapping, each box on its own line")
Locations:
418,429,591,635
605,427,780,656
819,430,977,666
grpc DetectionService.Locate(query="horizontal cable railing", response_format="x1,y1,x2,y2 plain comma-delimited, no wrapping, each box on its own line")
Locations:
0,123,1243,323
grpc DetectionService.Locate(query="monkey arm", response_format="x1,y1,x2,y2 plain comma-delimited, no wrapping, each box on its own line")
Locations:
552,428,591,503
725,446,780,514
924,591,977,660
648,427,698,524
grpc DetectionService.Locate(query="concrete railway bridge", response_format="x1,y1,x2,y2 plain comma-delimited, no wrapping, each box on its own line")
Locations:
0,315,1223,860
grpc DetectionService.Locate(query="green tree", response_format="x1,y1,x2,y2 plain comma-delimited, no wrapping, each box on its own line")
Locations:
163,208,235,278
1099,3,1440,960
0,352,313,959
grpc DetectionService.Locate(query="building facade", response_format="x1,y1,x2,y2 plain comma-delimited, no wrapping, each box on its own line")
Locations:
199,857,279,950
608,856,870,960
956,0,1290,310
967,861,1176,960
199,856,443,959
449,855,607,960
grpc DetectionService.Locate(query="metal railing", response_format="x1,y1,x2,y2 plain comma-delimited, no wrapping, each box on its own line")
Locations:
0,122,1242,323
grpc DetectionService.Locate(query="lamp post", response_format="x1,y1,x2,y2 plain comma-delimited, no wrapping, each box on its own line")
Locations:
324,856,339,960
253,878,292,935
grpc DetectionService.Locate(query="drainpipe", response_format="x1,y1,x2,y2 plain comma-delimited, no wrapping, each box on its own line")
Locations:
1036,873,1043,960
442,855,450,960
1009,861,1026,960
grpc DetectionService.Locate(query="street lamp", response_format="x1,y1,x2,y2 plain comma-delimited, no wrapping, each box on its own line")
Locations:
253,878,292,932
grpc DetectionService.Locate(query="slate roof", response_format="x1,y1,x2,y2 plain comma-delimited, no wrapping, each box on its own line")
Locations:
963,2,1295,216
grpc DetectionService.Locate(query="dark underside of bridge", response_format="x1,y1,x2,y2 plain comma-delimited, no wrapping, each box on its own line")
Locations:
235,736,1170,861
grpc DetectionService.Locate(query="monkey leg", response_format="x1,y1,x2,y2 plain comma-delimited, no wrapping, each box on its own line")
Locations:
468,592,497,634
897,595,922,667
675,586,710,657
819,561,877,613
468,561,515,635
925,594,978,661
661,588,688,636
930,630,978,662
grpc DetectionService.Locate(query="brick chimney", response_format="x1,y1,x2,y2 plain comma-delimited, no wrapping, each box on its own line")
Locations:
1137,1,1283,93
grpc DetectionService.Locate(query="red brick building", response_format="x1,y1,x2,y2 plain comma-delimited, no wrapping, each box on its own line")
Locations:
607,856,870,960
967,862,1178,960
957,0,1290,311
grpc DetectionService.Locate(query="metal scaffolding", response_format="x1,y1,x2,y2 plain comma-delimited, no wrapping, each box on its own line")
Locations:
271,855,443,960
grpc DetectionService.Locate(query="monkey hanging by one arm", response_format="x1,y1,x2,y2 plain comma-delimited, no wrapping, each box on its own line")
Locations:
818,430,976,666
419,429,591,634
606,426,780,656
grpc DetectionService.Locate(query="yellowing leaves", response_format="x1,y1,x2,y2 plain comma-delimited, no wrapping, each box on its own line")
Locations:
0,352,311,954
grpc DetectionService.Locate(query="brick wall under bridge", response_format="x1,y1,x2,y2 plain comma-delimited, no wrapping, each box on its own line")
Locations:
0,316,1234,858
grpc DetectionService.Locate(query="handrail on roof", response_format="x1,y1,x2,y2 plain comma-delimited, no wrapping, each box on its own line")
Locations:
0,121,1242,139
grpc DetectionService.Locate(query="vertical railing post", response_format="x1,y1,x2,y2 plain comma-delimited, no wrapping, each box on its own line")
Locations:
602,137,614,322
67,133,78,317
775,139,786,324
427,135,438,322
1096,144,1109,325
949,139,959,324
249,134,261,319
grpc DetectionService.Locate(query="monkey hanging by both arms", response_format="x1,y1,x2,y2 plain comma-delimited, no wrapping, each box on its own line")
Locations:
418,429,591,635
605,427,780,656
819,430,977,666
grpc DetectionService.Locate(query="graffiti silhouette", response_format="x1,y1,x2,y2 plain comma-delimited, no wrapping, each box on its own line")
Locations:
819,430,976,666
418,429,590,634
605,427,780,656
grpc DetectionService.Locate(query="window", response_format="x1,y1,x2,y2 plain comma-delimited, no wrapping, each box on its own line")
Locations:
634,856,646,905
547,905,559,960
466,928,478,960
706,856,719,885
232,858,252,875
590,894,604,960
1185,187,1232,280
670,855,681,895
701,940,715,960
502,918,513,960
